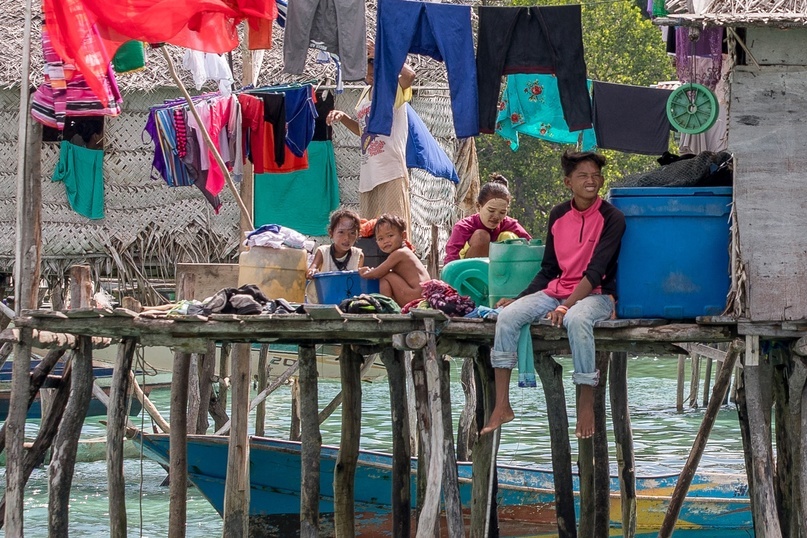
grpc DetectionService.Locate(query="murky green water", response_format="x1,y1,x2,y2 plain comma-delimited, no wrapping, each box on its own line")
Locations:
1,354,752,536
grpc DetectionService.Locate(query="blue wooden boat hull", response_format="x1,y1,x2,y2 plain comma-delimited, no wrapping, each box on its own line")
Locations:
134,434,752,536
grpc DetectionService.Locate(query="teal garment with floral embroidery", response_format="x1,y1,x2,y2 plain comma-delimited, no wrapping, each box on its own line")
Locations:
496,74,597,151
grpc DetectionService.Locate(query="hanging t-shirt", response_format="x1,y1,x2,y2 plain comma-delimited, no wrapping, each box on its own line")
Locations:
592,81,673,155
356,85,410,193
52,140,105,219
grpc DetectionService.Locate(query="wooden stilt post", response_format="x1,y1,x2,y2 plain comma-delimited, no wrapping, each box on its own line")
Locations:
417,318,446,538
379,347,411,538
49,265,94,537
593,351,610,537
211,343,232,431
107,337,138,538
169,350,191,537
405,350,419,457
676,354,685,413
0,355,74,527
255,343,269,437
702,357,713,407
334,345,362,537
470,346,498,537
456,357,477,461
3,324,32,536
800,363,807,532
440,354,464,538
196,340,216,434
6,0,40,527
658,339,743,538
534,352,576,538
609,351,636,537
776,348,802,536
222,343,251,537
412,348,429,522
688,352,701,408
290,378,302,441
298,344,320,538
578,434,594,538
740,335,782,538
187,353,201,434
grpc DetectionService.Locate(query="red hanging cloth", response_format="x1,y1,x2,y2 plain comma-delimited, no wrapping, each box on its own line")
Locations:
41,0,275,105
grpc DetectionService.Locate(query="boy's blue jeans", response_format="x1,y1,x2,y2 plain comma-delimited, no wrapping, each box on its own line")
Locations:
491,292,615,386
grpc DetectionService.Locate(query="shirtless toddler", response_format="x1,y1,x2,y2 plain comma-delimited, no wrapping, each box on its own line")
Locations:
358,214,430,306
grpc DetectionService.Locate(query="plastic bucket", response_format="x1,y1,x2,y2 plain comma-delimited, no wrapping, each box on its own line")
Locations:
440,258,490,308
488,239,544,306
238,246,308,302
313,270,380,304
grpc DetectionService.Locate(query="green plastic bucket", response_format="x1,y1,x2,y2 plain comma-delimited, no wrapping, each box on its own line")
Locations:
488,239,544,306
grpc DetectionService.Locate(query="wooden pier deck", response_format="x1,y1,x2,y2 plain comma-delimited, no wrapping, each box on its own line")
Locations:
3,306,743,537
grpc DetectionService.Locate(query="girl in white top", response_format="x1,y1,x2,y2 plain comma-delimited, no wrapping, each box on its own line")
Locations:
307,209,365,279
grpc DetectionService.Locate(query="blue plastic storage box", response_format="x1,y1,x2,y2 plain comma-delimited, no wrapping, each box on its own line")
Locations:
313,270,380,304
609,186,732,319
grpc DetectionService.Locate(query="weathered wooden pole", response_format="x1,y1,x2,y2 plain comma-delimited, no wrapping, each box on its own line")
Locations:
593,351,611,537
676,354,685,413
0,356,74,527
738,335,782,538
255,343,269,437
412,348,430,522
456,357,477,461
578,435,594,538
49,265,95,537
379,347,412,537
688,352,701,408
130,371,171,433
417,317,447,538
211,343,232,431
534,352,576,538
658,339,742,538
702,356,713,407
6,0,40,526
196,340,216,433
334,345,362,537
440,354,465,538
470,346,498,537
298,344,320,538
107,337,138,538
169,350,191,537
290,377,302,441
187,353,201,434
222,343,252,537
608,352,636,537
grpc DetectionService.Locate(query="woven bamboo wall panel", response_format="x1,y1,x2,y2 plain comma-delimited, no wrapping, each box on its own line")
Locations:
103,151,156,184
106,112,153,150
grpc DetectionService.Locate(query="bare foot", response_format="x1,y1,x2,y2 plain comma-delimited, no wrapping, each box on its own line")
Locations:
480,407,515,436
575,385,595,439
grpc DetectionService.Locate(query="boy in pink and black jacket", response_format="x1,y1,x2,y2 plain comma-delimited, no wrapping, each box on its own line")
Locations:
481,150,626,440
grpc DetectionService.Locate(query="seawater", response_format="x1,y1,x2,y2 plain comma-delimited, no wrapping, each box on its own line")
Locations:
0,355,752,536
